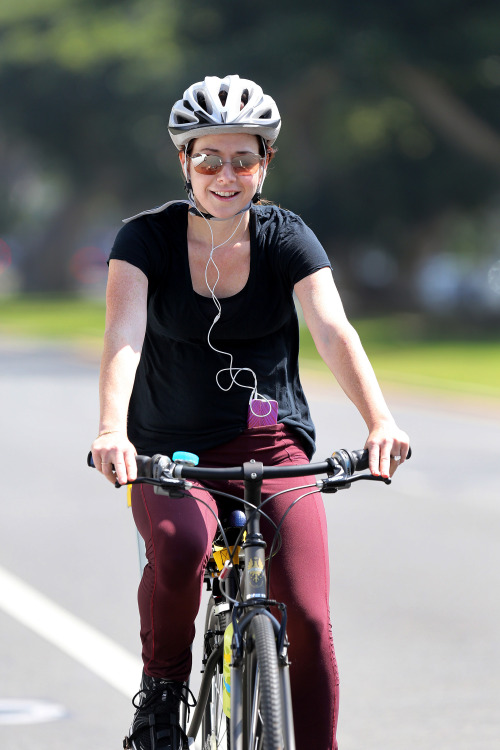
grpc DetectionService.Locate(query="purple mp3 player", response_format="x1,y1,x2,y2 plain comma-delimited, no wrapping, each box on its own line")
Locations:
247,398,279,428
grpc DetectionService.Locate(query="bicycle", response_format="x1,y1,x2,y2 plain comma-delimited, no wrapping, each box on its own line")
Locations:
89,445,408,750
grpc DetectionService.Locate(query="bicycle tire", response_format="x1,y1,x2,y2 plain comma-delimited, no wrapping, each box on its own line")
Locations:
201,595,231,750
242,614,283,750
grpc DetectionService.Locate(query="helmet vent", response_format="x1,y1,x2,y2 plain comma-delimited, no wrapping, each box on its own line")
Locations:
196,91,210,114
196,111,212,124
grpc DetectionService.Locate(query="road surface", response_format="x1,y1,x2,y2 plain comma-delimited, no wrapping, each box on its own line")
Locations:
1,339,499,749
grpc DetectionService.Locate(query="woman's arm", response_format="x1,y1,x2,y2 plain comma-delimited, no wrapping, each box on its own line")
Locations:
294,267,410,478
91,259,148,485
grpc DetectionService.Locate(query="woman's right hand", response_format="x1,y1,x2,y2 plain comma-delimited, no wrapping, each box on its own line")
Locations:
91,431,138,485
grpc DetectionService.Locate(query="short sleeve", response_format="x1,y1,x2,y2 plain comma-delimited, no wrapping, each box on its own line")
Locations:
275,210,332,287
109,218,160,280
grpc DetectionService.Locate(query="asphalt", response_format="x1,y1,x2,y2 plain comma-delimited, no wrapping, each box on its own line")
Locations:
1,336,499,750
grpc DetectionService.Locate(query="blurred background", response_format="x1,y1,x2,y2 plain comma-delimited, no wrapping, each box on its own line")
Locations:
1,2,499,749
1,0,499,396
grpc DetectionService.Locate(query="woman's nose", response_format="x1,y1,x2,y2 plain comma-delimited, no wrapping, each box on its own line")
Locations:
217,162,237,181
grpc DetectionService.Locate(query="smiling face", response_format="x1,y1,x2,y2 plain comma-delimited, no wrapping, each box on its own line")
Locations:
180,133,264,219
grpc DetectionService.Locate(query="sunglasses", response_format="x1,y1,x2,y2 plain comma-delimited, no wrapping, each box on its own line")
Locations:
188,152,264,176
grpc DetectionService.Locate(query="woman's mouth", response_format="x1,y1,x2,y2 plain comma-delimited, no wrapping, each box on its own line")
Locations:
211,190,240,201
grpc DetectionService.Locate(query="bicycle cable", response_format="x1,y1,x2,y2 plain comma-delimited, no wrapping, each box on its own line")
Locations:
178,482,282,602
194,479,320,598
185,484,280,536
256,481,318,560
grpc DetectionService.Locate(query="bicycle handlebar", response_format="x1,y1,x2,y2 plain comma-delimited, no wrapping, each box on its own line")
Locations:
135,449,369,480
88,447,411,489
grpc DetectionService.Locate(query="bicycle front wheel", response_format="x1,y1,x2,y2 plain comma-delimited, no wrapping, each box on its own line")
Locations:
201,596,231,750
241,614,283,750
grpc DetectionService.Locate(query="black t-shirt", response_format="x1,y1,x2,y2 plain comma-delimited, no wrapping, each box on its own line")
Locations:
109,202,331,458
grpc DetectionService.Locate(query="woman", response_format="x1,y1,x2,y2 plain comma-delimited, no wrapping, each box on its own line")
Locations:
91,75,409,750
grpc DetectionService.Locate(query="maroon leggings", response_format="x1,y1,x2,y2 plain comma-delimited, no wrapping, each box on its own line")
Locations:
131,425,339,750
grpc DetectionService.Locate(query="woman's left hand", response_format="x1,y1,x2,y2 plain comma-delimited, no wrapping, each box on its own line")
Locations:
365,422,410,478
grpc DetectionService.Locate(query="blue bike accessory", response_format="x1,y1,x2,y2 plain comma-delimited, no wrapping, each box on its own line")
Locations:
172,451,200,465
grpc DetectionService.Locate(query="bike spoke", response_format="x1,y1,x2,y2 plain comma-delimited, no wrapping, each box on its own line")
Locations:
249,666,262,750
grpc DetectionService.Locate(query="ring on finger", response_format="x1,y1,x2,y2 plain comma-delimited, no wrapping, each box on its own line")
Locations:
391,455,401,462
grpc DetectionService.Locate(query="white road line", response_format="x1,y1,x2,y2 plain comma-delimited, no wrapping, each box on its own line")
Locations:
0,699,67,725
0,565,142,697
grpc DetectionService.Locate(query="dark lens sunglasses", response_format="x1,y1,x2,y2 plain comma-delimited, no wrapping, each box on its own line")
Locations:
189,152,264,176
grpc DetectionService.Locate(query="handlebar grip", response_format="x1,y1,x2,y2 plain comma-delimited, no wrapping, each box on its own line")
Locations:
86,452,153,477
136,455,153,478
349,449,369,472
349,446,412,473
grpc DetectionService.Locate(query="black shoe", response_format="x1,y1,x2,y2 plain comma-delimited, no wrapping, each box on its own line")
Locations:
123,672,194,750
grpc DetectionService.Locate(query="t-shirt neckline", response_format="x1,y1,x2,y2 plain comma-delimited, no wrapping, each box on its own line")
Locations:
181,206,256,305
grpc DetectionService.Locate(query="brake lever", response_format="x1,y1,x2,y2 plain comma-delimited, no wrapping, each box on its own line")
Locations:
118,475,191,497
318,473,391,493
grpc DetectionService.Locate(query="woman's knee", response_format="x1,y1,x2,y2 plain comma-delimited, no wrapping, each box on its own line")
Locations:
288,603,330,643
153,516,210,574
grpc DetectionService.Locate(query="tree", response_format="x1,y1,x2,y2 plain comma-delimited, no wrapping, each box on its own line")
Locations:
1,0,183,291
2,0,500,304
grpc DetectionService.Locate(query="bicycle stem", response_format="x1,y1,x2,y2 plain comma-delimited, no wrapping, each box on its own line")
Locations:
242,460,267,601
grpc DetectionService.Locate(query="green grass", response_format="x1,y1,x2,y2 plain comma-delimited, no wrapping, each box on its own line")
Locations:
299,314,500,398
1,297,499,399
368,343,500,395
0,296,105,344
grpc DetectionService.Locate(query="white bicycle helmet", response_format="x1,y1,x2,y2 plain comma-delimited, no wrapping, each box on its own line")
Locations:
168,74,281,149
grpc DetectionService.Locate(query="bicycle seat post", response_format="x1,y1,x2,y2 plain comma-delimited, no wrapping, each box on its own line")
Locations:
242,461,267,601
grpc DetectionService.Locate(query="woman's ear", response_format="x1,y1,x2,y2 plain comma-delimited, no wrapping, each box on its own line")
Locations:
179,149,189,180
